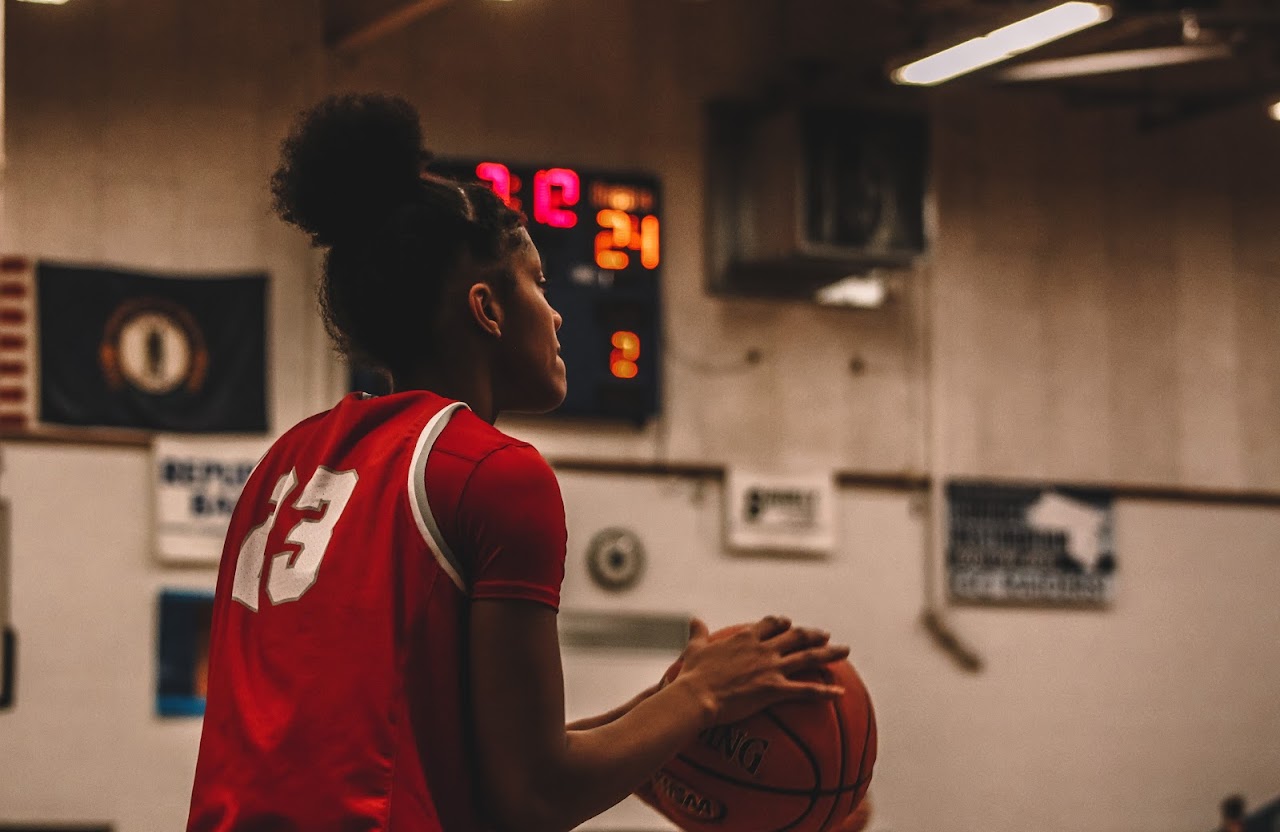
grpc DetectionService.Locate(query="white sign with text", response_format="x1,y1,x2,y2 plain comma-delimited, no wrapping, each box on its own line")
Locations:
725,470,837,555
154,435,268,565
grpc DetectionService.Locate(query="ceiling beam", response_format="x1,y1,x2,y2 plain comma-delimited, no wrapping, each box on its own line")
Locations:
327,0,457,53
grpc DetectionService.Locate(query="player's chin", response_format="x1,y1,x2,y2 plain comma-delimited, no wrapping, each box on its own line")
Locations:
512,373,567,415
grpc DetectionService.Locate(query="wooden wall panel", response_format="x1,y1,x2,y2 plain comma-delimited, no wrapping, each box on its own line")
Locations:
1037,107,1113,482
935,92,1280,491
1231,118,1280,488
1172,118,1243,487
6,0,326,429
1102,117,1182,485
7,0,1278,489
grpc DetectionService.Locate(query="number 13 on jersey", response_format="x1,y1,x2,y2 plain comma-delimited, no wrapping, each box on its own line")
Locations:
231,467,359,611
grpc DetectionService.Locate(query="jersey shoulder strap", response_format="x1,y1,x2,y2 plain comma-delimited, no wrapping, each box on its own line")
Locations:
406,401,470,591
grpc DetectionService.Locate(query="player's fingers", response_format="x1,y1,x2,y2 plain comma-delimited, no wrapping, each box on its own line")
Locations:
766,625,832,655
778,644,851,673
687,617,710,645
773,679,846,701
751,614,792,640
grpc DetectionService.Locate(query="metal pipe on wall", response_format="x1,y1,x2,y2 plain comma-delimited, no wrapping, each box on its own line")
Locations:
915,201,984,673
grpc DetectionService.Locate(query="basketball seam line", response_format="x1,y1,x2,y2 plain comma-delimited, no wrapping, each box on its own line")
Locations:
813,664,848,832
669,755,871,797
762,709,822,832
853,687,874,790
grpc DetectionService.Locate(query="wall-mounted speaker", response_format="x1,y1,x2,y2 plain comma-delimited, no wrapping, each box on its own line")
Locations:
706,102,929,301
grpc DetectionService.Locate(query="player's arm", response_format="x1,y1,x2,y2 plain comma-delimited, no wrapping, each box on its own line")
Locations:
564,680,661,731
458,446,848,832
471,604,848,832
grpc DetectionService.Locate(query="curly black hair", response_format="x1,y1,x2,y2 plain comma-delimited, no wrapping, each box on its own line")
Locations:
271,93,525,378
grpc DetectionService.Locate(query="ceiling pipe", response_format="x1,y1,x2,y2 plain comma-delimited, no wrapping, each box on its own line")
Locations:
996,43,1233,80
328,0,457,53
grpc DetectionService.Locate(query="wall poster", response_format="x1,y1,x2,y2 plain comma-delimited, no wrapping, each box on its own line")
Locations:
947,481,1116,606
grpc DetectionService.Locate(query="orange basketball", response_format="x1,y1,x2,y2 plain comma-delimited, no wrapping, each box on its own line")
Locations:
645,629,877,832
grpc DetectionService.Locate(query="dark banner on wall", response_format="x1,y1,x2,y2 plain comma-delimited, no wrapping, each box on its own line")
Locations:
37,263,267,432
947,481,1116,605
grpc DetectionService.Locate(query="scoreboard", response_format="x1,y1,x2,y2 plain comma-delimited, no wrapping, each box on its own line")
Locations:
430,158,663,424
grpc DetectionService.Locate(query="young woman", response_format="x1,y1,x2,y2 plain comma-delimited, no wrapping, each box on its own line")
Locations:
187,93,849,832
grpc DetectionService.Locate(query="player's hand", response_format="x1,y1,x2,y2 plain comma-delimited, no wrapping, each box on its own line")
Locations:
670,615,848,727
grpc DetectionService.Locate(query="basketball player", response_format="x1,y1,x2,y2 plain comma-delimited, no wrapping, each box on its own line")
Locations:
186,93,850,832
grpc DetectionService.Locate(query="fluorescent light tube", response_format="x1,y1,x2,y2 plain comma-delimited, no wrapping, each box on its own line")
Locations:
15,0,71,4
997,44,1231,81
892,2,1112,86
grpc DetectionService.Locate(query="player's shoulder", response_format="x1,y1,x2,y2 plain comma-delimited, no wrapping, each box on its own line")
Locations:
437,409,547,475
442,418,561,515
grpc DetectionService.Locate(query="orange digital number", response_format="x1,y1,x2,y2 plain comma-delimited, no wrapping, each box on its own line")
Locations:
610,330,640,380
596,209,631,270
596,210,660,271
640,215,660,269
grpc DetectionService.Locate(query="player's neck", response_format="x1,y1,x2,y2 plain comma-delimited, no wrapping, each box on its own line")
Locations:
394,361,497,424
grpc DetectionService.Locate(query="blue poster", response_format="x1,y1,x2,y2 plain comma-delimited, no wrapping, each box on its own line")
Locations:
156,589,214,717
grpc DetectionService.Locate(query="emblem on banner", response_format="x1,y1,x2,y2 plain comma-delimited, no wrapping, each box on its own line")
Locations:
99,298,209,395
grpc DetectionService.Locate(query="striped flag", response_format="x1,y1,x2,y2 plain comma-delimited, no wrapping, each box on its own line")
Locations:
0,257,36,433
0,258,267,435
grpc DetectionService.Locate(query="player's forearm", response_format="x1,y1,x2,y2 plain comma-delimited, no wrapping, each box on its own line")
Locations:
565,680,662,731
514,679,714,832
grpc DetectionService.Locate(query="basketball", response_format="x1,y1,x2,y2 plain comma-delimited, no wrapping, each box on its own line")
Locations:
645,629,877,832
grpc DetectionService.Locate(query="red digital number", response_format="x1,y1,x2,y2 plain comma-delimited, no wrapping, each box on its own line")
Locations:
533,168,580,228
475,162,513,207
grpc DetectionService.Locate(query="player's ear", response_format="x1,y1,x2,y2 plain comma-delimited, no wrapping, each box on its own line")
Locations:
467,282,504,338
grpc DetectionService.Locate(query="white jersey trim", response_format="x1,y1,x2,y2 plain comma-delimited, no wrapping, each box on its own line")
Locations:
407,401,470,592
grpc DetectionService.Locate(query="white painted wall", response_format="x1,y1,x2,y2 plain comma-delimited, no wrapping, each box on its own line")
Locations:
0,443,211,830
555,472,1280,832
2,451,1275,832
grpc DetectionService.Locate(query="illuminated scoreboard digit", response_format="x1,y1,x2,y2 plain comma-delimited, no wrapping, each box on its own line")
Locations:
432,158,663,423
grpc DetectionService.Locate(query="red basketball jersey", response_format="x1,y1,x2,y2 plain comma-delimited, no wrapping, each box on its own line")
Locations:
188,391,567,832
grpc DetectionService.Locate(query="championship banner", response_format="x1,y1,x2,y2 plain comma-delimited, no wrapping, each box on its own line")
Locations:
154,434,268,565
37,262,267,432
947,481,1116,605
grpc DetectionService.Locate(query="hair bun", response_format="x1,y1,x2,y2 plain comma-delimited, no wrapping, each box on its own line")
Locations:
271,93,428,247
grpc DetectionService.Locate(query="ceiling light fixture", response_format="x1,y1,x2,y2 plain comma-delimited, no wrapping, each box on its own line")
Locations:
15,0,72,4
891,2,1113,86
996,43,1232,81
1269,100,1280,121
